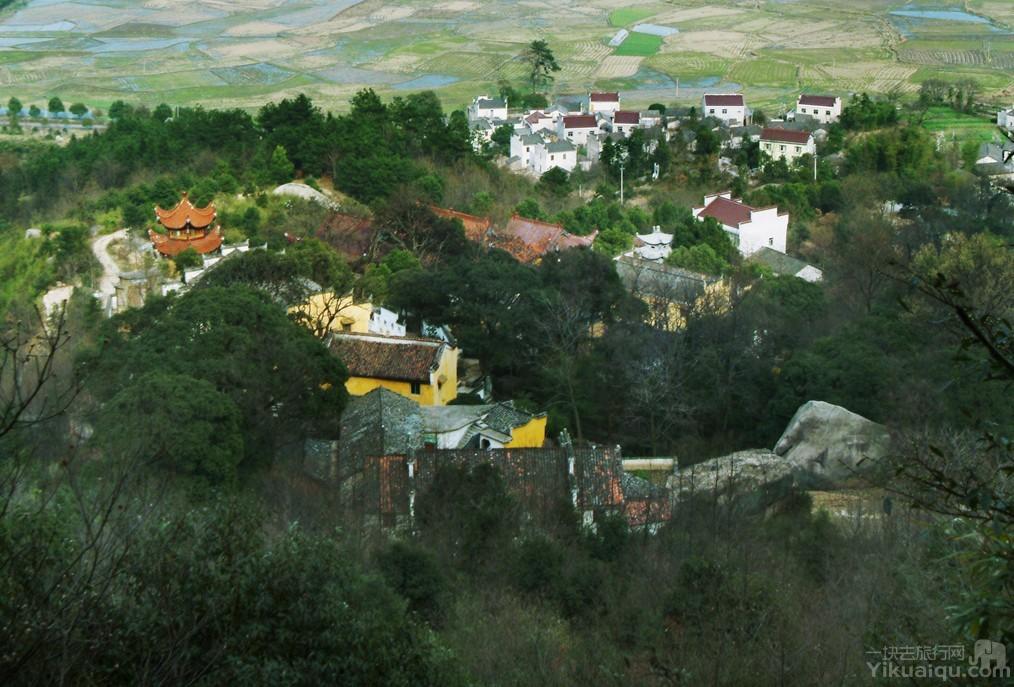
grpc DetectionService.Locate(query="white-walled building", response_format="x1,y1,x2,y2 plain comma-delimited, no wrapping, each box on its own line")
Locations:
750,247,823,283
468,96,508,122
558,114,601,146
998,106,1014,132
692,192,788,257
510,132,544,168
532,140,577,175
760,127,816,163
612,110,641,136
589,92,621,115
523,110,558,135
795,95,842,124
368,306,407,336
702,94,750,126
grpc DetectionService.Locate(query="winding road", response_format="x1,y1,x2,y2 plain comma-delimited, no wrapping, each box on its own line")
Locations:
91,228,127,300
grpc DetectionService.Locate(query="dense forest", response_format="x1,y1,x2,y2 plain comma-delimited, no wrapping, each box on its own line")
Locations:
0,85,1011,684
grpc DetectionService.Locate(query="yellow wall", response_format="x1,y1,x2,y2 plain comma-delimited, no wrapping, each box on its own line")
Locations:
292,292,372,335
345,344,459,406
504,414,548,448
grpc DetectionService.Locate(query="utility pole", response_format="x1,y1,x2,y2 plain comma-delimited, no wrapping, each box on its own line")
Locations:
813,153,817,182
675,77,679,99
619,163,625,205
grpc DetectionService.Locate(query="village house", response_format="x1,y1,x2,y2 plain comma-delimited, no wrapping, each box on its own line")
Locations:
794,95,842,124
468,95,508,122
329,332,459,406
974,141,1014,182
532,140,577,175
728,124,762,150
523,110,558,135
491,214,597,264
558,114,601,146
702,93,750,126
760,127,816,163
615,254,726,330
611,110,641,136
749,246,823,283
693,192,788,257
588,91,620,115
995,105,1014,132
510,131,544,169
470,117,496,150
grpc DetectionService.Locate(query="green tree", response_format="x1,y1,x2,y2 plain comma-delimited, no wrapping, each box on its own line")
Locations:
68,102,87,117
173,247,203,273
6,96,21,125
537,166,571,197
47,96,64,116
666,243,729,275
28,104,40,119
267,145,295,185
99,372,244,484
523,40,561,91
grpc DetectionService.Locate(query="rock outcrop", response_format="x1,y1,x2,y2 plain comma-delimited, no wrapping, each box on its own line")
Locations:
667,401,890,503
774,401,890,484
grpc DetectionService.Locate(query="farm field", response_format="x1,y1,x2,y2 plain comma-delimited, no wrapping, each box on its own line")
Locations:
920,105,1004,143
0,0,1011,113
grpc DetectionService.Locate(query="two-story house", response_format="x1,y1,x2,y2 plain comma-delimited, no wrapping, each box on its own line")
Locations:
795,95,842,124
589,91,621,115
510,132,545,168
692,192,788,257
760,127,816,163
702,93,750,126
532,140,577,175
468,95,508,122
558,114,601,145
612,110,641,136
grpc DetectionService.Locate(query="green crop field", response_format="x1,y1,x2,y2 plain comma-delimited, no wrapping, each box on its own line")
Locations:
614,32,663,57
921,106,1003,143
0,0,1011,113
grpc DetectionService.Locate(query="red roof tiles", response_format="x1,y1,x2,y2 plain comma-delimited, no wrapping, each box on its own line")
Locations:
430,206,492,242
798,95,838,108
613,111,640,125
563,114,598,129
703,94,745,107
698,196,755,227
493,215,596,263
760,127,813,145
154,192,216,231
590,92,620,102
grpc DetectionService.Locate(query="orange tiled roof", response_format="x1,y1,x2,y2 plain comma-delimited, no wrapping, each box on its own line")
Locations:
430,206,492,242
149,226,223,257
154,192,217,231
698,196,754,227
492,215,596,264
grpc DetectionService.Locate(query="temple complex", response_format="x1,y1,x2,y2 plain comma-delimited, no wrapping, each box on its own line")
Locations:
148,192,223,257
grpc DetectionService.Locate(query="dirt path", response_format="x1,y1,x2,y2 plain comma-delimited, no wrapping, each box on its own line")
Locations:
91,229,127,299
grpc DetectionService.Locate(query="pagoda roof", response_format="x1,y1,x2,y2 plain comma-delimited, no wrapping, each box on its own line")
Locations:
149,226,223,257
154,192,217,230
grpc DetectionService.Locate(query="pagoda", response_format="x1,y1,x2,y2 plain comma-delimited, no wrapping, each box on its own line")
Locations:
149,192,223,257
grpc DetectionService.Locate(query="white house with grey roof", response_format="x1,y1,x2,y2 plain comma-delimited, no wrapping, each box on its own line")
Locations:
468,95,508,122
532,140,577,175
996,106,1014,132
510,131,544,169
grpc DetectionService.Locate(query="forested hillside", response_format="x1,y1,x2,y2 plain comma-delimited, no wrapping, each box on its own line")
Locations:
0,87,1011,684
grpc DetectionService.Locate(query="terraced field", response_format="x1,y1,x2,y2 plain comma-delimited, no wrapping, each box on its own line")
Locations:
0,0,1010,113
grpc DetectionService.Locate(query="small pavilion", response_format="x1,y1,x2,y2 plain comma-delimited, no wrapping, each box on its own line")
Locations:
148,192,222,257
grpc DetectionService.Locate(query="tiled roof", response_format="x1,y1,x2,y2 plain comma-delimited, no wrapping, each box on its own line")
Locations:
339,388,422,470
520,133,544,145
430,206,492,242
493,215,595,263
525,111,548,123
545,140,575,153
703,94,744,107
697,195,755,227
613,111,640,125
760,127,812,144
798,94,838,107
477,97,506,109
317,212,375,265
749,246,811,276
563,114,598,129
615,255,710,302
590,92,620,102
154,192,217,230
149,226,222,256
330,332,444,383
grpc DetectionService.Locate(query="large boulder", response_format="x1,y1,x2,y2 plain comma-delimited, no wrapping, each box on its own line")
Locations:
774,401,890,484
667,450,796,506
